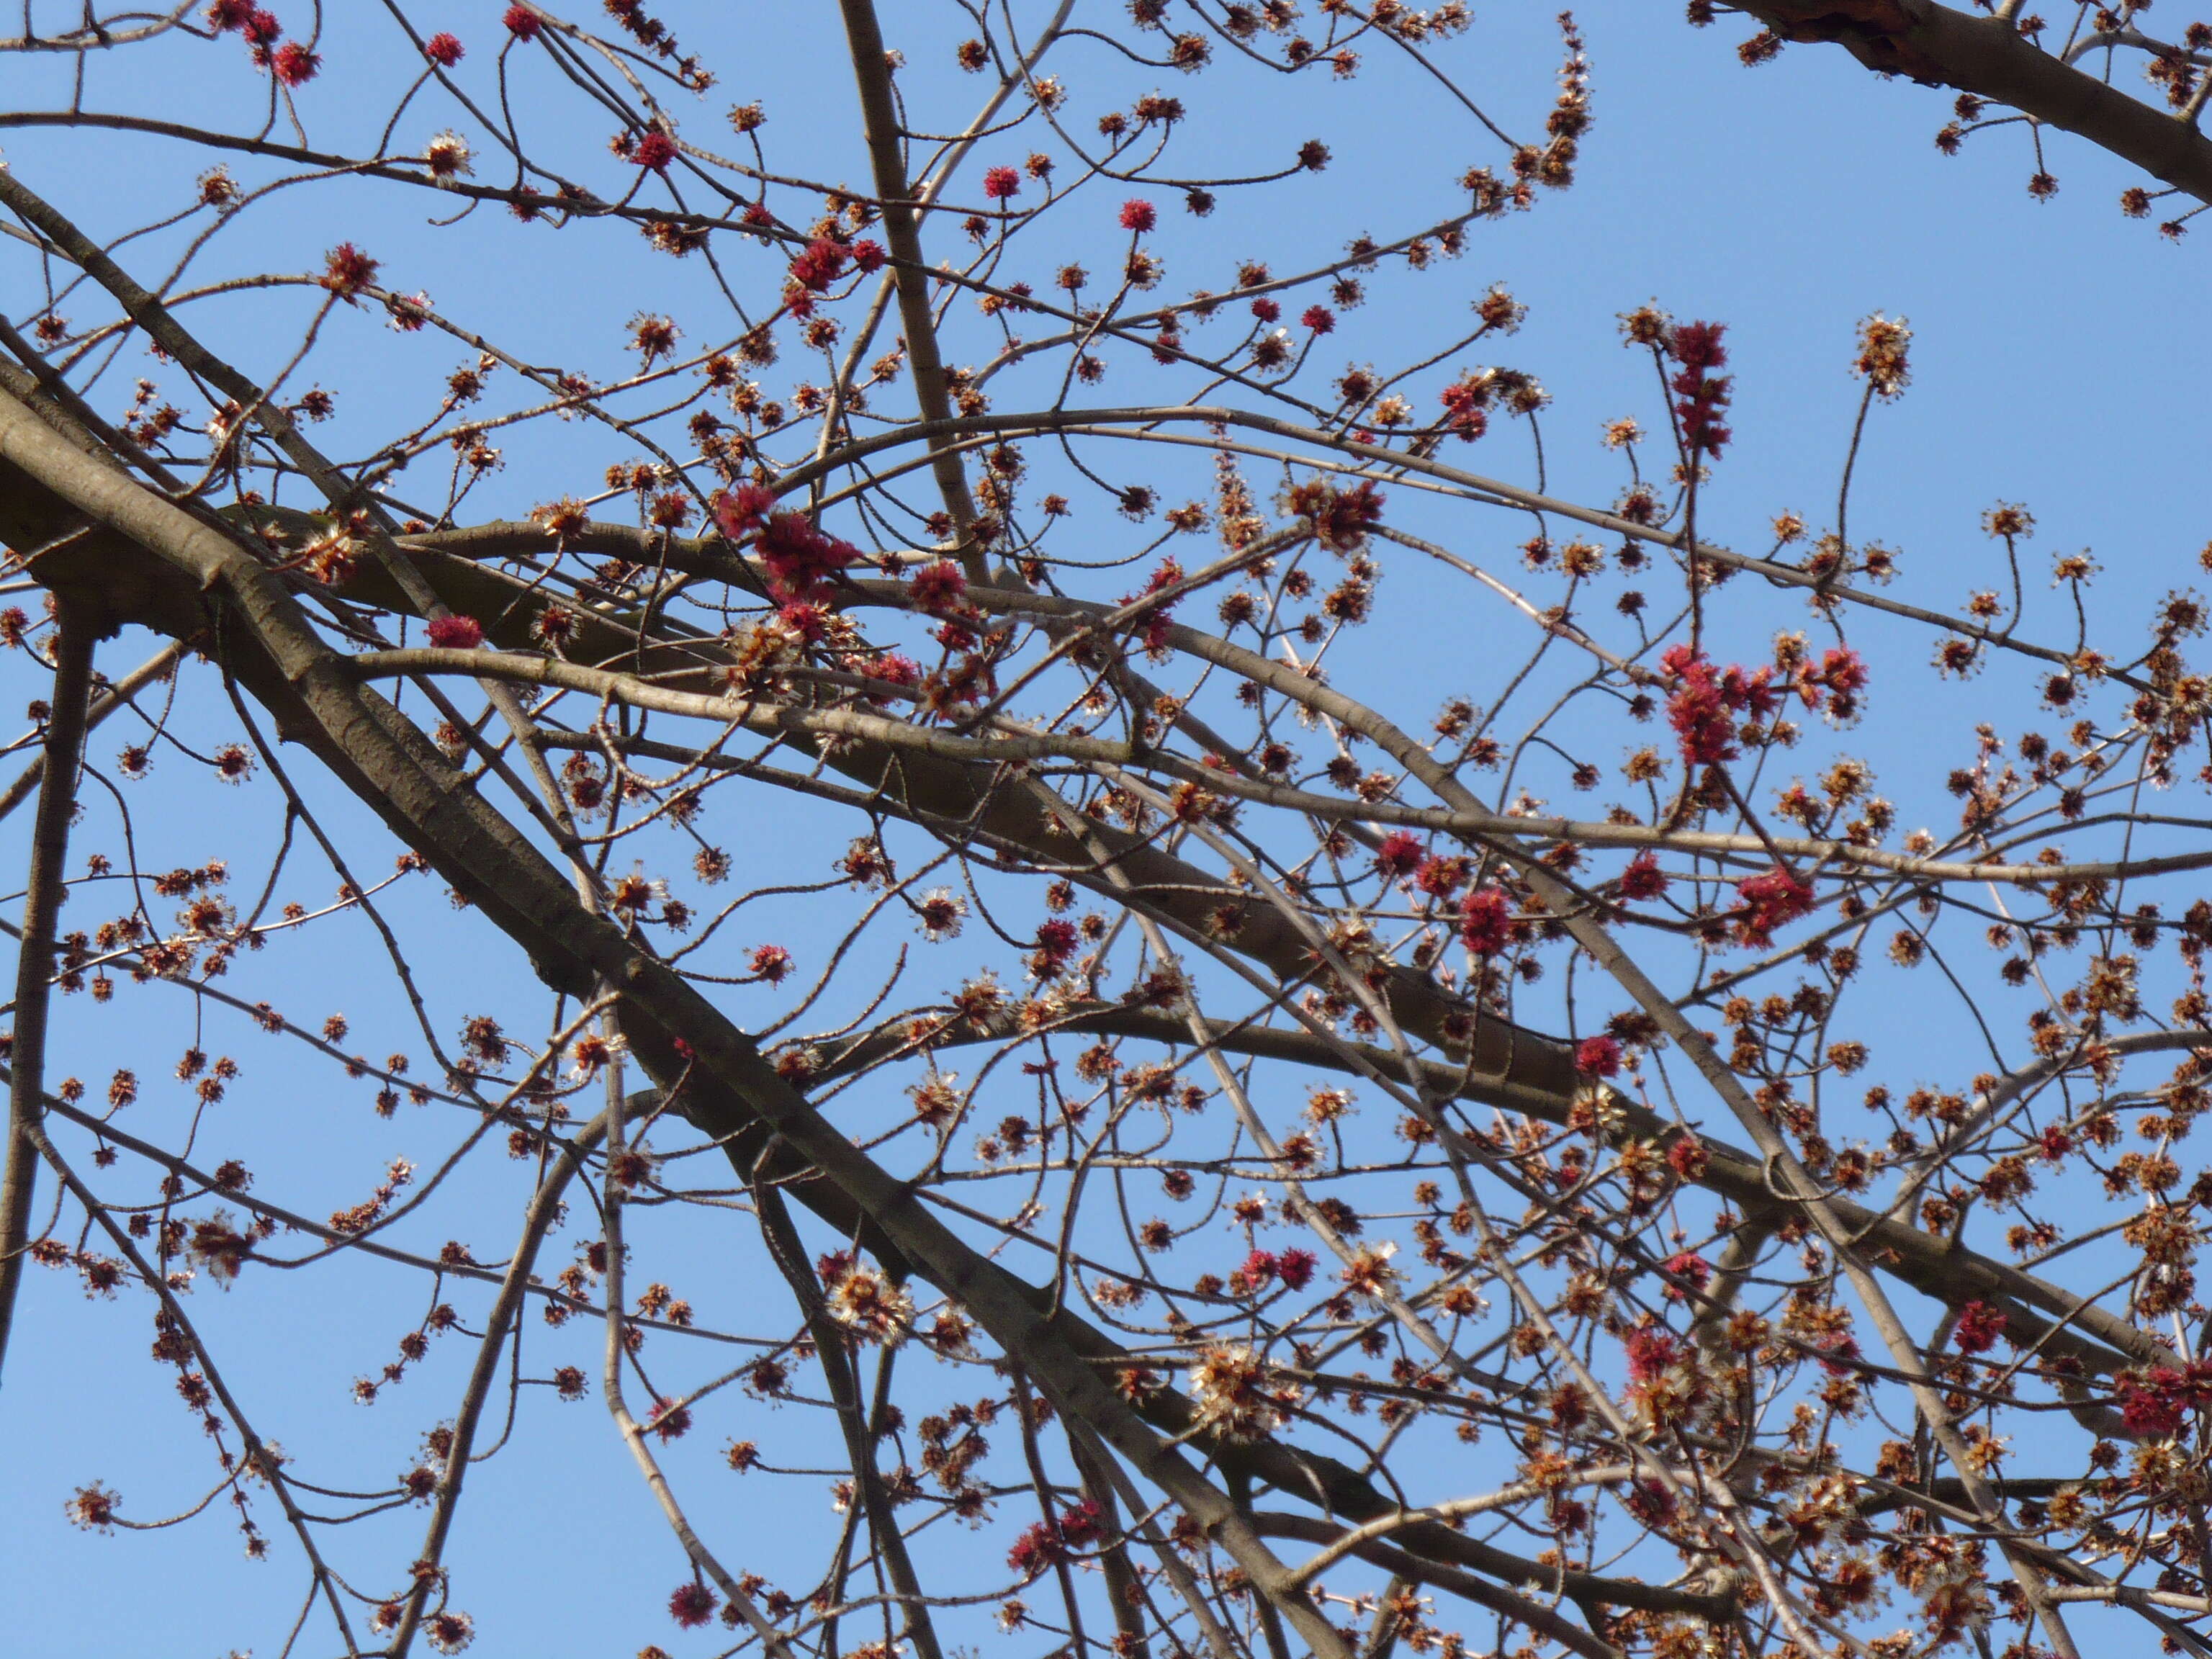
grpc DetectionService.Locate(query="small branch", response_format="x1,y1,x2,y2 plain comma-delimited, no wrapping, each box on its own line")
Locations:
0,603,94,1385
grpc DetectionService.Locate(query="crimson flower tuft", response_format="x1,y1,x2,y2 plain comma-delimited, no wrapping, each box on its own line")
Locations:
848,239,887,274
423,32,464,66
907,559,966,613
1660,643,1775,767
1459,886,1511,955
207,0,256,30
1665,319,1734,459
755,512,856,601
1301,305,1335,334
503,4,541,38
1035,919,1079,967
1732,866,1813,948
1617,850,1667,901
748,943,793,984
240,7,280,45
788,238,850,293
321,242,379,299
667,1582,718,1629
1573,1035,1622,1077
1624,1326,1681,1383
711,482,776,539
1276,1247,1318,1290
1372,831,1423,880
982,165,1021,200
426,614,484,649
1007,1500,1105,1579
1660,1251,1710,1299
1118,198,1157,233
630,130,678,171
1952,1300,2009,1354
272,40,318,83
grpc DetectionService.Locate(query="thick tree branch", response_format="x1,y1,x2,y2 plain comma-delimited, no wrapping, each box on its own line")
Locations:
1745,1,2212,203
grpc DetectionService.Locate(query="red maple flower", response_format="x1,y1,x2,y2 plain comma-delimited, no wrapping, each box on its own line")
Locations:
631,130,678,171
711,482,776,539
982,165,1021,200
1301,305,1336,333
1573,1035,1622,1077
907,559,967,612
1732,866,1813,948
848,239,887,273
788,238,850,293
273,40,318,83
1277,1248,1318,1290
1624,1326,1681,1383
423,32,464,66
503,4,541,38
1118,198,1157,233
1459,886,1512,955
755,512,855,601
321,242,379,299
667,1582,717,1628
426,614,484,649
1952,1300,2009,1354
1373,831,1424,879
1660,1251,1711,1300
1617,850,1668,900
1035,919,1079,966
1665,320,1733,459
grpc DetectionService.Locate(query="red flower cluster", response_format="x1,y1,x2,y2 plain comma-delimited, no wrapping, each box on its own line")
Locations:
788,238,849,294
1286,478,1385,552
426,614,484,649
1302,305,1336,334
630,130,678,171
1034,919,1079,972
321,241,379,299
503,4,541,38
1232,1247,1319,1295
907,559,967,613
1372,831,1424,879
1624,1326,1682,1383
274,40,318,83
1731,866,1813,948
2114,1362,2212,1437
667,1582,717,1629
1119,198,1157,233
1573,1035,1621,1077
1951,1299,2009,1354
1437,374,1491,442
1666,320,1733,459
423,32,464,66
1007,1499,1104,1578
742,511,856,603
1660,643,1776,766
1617,850,1667,901
982,165,1021,200
1660,1251,1710,1299
1459,886,1512,954
1792,645,1869,721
